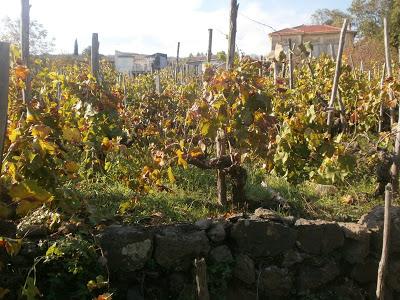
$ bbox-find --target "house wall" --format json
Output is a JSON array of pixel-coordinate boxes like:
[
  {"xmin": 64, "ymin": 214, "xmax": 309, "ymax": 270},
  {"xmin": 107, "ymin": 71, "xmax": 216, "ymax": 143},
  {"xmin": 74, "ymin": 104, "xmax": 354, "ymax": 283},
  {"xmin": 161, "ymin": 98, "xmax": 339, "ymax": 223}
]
[{"xmin": 271, "ymin": 32, "xmax": 355, "ymax": 57}]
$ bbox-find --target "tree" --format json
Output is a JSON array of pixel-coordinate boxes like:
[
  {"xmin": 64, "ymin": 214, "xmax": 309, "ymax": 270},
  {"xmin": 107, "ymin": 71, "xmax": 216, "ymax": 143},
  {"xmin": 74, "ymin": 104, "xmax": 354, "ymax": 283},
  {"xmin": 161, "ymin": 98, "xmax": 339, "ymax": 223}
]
[
  {"xmin": 311, "ymin": 9, "xmax": 352, "ymax": 27},
  {"xmin": 349, "ymin": 0, "xmax": 392, "ymax": 38},
  {"xmin": 82, "ymin": 46, "xmax": 91, "ymax": 57},
  {"xmin": 216, "ymin": 51, "xmax": 226, "ymax": 62},
  {"xmin": 389, "ymin": 0, "xmax": 400, "ymax": 48},
  {"xmin": 0, "ymin": 17, "xmax": 55, "ymax": 55}
]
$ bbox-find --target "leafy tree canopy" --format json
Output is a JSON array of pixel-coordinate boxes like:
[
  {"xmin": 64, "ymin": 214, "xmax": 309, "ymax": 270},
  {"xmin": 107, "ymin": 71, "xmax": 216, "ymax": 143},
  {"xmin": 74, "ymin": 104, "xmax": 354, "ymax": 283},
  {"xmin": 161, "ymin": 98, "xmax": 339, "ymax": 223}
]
[{"xmin": 0, "ymin": 17, "xmax": 55, "ymax": 55}]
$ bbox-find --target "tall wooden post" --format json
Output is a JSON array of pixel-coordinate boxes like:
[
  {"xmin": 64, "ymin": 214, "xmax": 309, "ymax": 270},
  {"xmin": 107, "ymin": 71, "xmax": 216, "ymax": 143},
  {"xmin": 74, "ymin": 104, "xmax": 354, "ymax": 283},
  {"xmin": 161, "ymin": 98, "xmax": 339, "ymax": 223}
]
[
  {"xmin": 21, "ymin": 0, "xmax": 30, "ymax": 104},
  {"xmin": 74, "ymin": 38, "xmax": 79, "ymax": 56},
  {"xmin": 376, "ymin": 183, "xmax": 392, "ymax": 299},
  {"xmin": 226, "ymin": 0, "xmax": 238, "ymax": 70},
  {"xmin": 0, "ymin": 43, "xmax": 10, "ymax": 174},
  {"xmin": 207, "ymin": 29, "xmax": 213, "ymax": 63},
  {"xmin": 91, "ymin": 33, "xmax": 100, "ymax": 80},
  {"xmin": 385, "ymin": 17, "xmax": 400, "ymax": 193},
  {"xmin": 288, "ymin": 39, "xmax": 294, "ymax": 89},
  {"xmin": 379, "ymin": 63, "xmax": 386, "ymax": 133},
  {"xmin": 327, "ymin": 19, "xmax": 348, "ymax": 129},
  {"xmin": 384, "ymin": 18, "xmax": 395, "ymax": 126},
  {"xmin": 175, "ymin": 42, "xmax": 180, "ymax": 83},
  {"xmin": 194, "ymin": 258, "xmax": 210, "ymax": 300}
]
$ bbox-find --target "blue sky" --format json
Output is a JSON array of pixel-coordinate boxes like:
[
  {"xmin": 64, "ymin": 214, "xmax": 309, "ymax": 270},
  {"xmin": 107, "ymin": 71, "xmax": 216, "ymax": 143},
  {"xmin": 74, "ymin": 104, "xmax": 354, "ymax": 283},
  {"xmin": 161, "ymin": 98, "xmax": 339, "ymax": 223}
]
[{"xmin": 1, "ymin": 0, "xmax": 353, "ymax": 56}]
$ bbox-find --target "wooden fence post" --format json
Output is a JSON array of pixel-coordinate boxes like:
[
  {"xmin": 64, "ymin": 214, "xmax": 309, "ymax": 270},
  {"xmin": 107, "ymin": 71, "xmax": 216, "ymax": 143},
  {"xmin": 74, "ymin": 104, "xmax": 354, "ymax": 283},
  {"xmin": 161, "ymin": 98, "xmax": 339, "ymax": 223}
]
[
  {"xmin": 288, "ymin": 39, "xmax": 294, "ymax": 89},
  {"xmin": 0, "ymin": 42, "xmax": 10, "ymax": 174},
  {"xmin": 384, "ymin": 18, "xmax": 395, "ymax": 126},
  {"xmin": 21, "ymin": 0, "xmax": 30, "ymax": 105},
  {"xmin": 91, "ymin": 33, "xmax": 100, "ymax": 80},
  {"xmin": 175, "ymin": 42, "xmax": 180, "ymax": 83},
  {"xmin": 327, "ymin": 19, "xmax": 348, "ymax": 129},
  {"xmin": 154, "ymin": 74, "xmax": 161, "ymax": 94},
  {"xmin": 194, "ymin": 258, "xmax": 210, "ymax": 300},
  {"xmin": 376, "ymin": 183, "xmax": 392, "ymax": 299},
  {"xmin": 226, "ymin": 0, "xmax": 238, "ymax": 70},
  {"xmin": 379, "ymin": 63, "xmax": 386, "ymax": 133},
  {"xmin": 207, "ymin": 29, "xmax": 213, "ymax": 63}
]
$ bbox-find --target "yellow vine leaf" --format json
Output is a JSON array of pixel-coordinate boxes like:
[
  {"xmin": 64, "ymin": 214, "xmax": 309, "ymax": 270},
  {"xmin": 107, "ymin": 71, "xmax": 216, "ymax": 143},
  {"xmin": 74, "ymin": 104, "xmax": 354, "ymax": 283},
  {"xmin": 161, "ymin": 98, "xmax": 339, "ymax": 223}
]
[
  {"xmin": 176, "ymin": 150, "xmax": 188, "ymax": 169},
  {"xmin": 14, "ymin": 65, "xmax": 30, "ymax": 80},
  {"xmin": 31, "ymin": 125, "xmax": 52, "ymax": 139},
  {"xmin": 63, "ymin": 127, "xmax": 81, "ymax": 143},
  {"xmin": 167, "ymin": 166, "xmax": 176, "ymax": 184}
]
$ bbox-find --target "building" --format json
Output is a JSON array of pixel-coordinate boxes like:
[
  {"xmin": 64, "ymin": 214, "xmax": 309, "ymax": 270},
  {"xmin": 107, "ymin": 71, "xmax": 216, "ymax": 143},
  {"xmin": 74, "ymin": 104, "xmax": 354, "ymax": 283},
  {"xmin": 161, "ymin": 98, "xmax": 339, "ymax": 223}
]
[
  {"xmin": 269, "ymin": 24, "xmax": 357, "ymax": 57},
  {"xmin": 185, "ymin": 55, "xmax": 224, "ymax": 73},
  {"xmin": 114, "ymin": 51, "xmax": 167, "ymax": 75}
]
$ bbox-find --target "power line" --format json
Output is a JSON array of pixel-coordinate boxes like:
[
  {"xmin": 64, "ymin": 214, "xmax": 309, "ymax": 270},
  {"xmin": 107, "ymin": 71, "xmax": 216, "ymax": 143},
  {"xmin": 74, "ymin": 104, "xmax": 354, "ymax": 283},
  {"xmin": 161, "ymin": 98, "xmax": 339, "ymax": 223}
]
[{"xmin": 238, "ymin": 13, "xmax": 277, "ymax": 32}]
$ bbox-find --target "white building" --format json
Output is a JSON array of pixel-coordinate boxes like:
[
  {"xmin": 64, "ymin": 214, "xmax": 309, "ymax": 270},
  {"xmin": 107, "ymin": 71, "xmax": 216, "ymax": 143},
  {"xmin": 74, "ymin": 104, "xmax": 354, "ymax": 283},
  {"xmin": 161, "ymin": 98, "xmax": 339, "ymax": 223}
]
[
  {"xmin": 269, "ymin": 24, "xmax": 356, "ymax": 57},
  {"xmin": 115, "ymin": 51, "xmax": 168, "ymax": 75}
]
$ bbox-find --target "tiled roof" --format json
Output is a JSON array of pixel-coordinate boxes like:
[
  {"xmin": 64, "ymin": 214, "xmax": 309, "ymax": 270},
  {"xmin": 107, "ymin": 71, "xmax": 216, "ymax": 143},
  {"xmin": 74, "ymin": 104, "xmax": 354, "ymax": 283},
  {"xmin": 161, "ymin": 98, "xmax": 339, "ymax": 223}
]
[{"xmin": 269, "ymin": 24, "xmax": 356, "ymax": 36}]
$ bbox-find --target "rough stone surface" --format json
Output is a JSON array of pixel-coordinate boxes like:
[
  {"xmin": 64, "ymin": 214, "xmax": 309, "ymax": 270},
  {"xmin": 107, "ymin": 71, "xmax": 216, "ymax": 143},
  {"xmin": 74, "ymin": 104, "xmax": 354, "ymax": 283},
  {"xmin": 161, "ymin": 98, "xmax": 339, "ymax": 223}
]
[
  {"xmin": 126, "ymin": 286, "xmax": 145, "ymax": 300},
  {"xmin": 226, "ymin": 284, "xmax": 257, "ymax": 300},
  {"xmin": 313, "ymin": 183, "xmax": 338, "ymax": 196},
  {"xmin": 154, "ymin": 225, "xmax": 210, "ymax": 270},
  {"xmin": 98, "ymin": 225, "xmax": 153, "ymax": 273},
  {"xmin": 230, "ymin": 219, "xmax": 297, "ymax": 258},
  {"xmin": 282, "ymin": 249, "xmax": 307, "ymax": 267},
  {"xmin": 209, "ymin": 245, "xmax": 233, "ymax": 263},
  {"xmin": 194, "ymin": 219, "xmax": 212, "ymax": 230},
  {"xmin": 207, "ymin": 222, "xmax": 226, "ymax": 243},
  {"xmin": 259, "ymin": 266, "xmax": 292, "ymax": 296},
  {"xmin": 359, "ymin": 206, "xmax": 400, "ymax": 253},
  {"xmin": 388, "ymin": 259, "xmax": 400, "ymax": 291},
  {"xmin": 297, "ymin": 260, "xmax": 340, "ymax": 292},
  {"xmin": 233, "ymin": 254, "xmax": 255, "ymax": 285},
  {"xmin": 351, "ymin": 257, "xmax": 378, "ymax": 284},
  {"xmin": 295, "ymin": 219, "xmax": 344, "ymax": 254}
]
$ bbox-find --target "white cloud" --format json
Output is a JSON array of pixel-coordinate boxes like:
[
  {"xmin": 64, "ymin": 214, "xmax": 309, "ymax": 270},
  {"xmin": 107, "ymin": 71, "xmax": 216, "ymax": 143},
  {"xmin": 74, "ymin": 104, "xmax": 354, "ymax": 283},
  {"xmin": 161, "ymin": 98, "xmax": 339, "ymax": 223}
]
[{"xmin": 0, "ymin": 0, "xmax": 311, "ymax": 56}]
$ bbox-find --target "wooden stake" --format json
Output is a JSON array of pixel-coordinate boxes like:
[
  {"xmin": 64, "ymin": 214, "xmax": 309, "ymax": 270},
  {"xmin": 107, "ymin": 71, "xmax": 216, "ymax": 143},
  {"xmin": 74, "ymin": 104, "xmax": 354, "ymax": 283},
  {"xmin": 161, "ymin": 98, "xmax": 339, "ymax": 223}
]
[
  {"xmin": 288, "ymin": 39, "xmax": 294, "ymax": 89},
  {"xmin": 327, "ymin": 19, "xmax": 348, "ymax": 129},
  {"xmin": 384, "ymin": 18, "xmax": 395, "ymax": 127},
  {"xmin": 0, "ymin": 43, "xmax": 10, "ymax": 174},
  {"xmin": 194, "ymin": 258, "xmax": 210, "ymax": 300},
  {"xmin": 376, "ymin": 183, "xmax": 392, "ymax": 299},
  {"xmin": 175, "ymin": 42, "xmax": 180, "ymax": 83},
  {"xmin": 154, "ymin": 74, "xmax": 161, "ymax": 94},
  {"xmin": 207, "ymin": 29, "xmax": 213, "ymax": 63},
  {"xmin": 21, "ymin": 0, "xmax": 30, "ymax": 104},
  {"xmin": 379, "ymin": 63, "xmax": 386, "ymax": 133},
  {"xmin": 216, "ymin": 129, "xmax": 227, "ymax": 206},
  {"xmin": 226, "ymin": 0, "xmax": 239, "ymax": 70},
  {"xmin": 91, "ymin": 33, "xmax": 100, "ymax": 80}
]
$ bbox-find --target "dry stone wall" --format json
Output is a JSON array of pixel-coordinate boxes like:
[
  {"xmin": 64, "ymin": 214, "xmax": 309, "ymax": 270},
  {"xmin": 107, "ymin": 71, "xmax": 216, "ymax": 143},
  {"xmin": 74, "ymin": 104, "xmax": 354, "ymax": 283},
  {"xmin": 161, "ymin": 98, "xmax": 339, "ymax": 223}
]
[{"xmin": 96, "ymin": 206, "xmax": 400, "ymax": 300}]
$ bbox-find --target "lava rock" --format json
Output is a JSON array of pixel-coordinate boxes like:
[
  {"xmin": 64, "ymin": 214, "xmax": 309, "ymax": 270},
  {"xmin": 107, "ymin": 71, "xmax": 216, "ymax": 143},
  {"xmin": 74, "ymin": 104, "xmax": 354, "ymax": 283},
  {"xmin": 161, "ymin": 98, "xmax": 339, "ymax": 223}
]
[
  {"xmin": 351, "ymin": 257, "xmax": 378, "ymax": 284},
  {"xmin": 98, "ymin": 225, "xmax": 153, "ymax": 273},
  {"xmin": 359, "ymin": 206, "xmax": 400, "ymax": 254},
  {"xmin": 231, "ymin": 219, "xmax": 297, "ymax": 259},
  {"xmin": 295, "ymin": 219, "xmax": 344, "ymax": 254},
  {"xmin": 233, "ymin": 254, "xmax": 255, "ymax": 285},
  {"xmin": 207, "ymin": 222, "xmax": 226, "ymax": 243},
  {"xmin": 259, "ymin": 266, "xmax": 293, "ymax": 296},
  {"xmin": 154, "ymin": 224, "xmax": 210, "ymax": 270},
  {"xmin": 297, "ymin": 260, "xmax": 340, "ymax": 292},
  {"xmin": 209, "ymin": 245, "xmax": 233, "ymax": 263}
]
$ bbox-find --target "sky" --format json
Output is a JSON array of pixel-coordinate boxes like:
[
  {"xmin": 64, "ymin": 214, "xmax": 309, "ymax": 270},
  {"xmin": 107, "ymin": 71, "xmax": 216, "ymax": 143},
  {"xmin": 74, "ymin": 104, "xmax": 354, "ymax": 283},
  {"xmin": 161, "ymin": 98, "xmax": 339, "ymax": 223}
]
[{"xmin": 0, "ymin": 0, "xmax": 352, "ymax": 57}]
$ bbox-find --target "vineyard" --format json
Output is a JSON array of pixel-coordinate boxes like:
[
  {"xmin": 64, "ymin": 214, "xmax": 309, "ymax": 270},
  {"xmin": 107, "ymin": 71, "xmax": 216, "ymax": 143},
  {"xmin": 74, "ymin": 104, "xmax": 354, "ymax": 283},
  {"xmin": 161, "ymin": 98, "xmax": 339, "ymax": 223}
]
[{"xmin": 1, "ymin": 1, "xmax": 400, "ymax": 300}]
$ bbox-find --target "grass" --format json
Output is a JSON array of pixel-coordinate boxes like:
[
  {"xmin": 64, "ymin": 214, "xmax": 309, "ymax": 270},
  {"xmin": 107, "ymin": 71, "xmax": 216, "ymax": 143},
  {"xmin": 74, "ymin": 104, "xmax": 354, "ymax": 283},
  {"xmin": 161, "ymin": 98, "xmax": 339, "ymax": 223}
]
[{"xmin": 55, "ymin": 164, "xmax": 391, "ymax": 225}]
